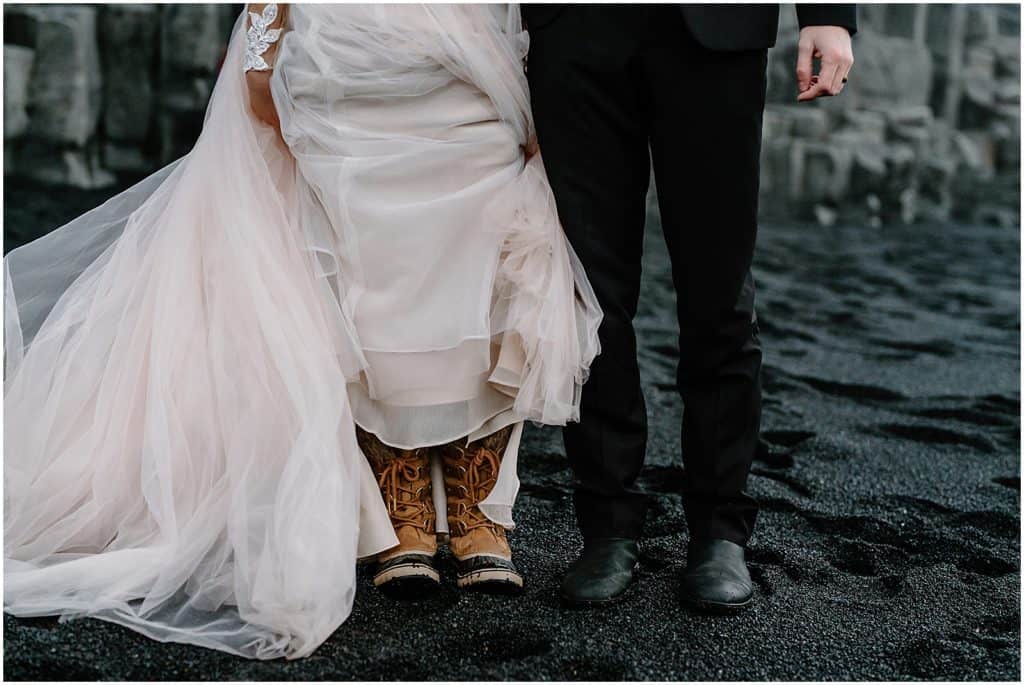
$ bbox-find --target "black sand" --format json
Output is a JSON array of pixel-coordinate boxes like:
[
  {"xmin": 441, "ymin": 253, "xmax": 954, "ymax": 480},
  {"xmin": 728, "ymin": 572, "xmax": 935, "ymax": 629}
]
[{"xmin": 3, "ymin": 178, "xmax": 1020, "ymax": 680}]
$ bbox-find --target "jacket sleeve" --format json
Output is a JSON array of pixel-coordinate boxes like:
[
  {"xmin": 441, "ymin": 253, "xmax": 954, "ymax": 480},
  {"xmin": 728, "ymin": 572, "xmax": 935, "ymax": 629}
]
[{"xmin": 795, "ymin": 5, "xmax": 857, "ymax": 36}]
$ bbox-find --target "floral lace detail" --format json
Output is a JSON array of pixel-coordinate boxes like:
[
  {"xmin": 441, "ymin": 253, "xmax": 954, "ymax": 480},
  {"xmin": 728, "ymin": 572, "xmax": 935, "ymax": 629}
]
[{"xmin": 244, "ymin": 4, "xmax": 282, "ymax": 72}]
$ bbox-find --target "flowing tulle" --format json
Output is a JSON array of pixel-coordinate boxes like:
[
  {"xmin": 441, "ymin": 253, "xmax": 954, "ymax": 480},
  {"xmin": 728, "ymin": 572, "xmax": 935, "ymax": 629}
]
[
  {"xmin": 4, "ymin": 4, "xmax": 600, "ymax": 660},
  {"xmin": 272, "ymin": 4, "xmax": 599, "ymax": 450}
]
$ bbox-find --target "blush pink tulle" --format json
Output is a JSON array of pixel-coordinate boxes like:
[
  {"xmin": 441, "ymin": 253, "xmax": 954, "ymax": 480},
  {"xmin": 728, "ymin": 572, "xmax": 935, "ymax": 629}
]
[{"xmin": 4, "ymin": 5, "xmax": 600, "ymax": 659}]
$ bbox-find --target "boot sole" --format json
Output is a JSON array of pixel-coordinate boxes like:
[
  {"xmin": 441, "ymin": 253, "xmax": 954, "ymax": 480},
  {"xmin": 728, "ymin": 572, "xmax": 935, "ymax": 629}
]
[
  {"xmin": 374, "ymin": 562, "xmax": 440, "ymax": 598},
  {"xmin": 680, "ymin": 594, "xmax": 753, "ymax": 614},
  {"xmin": 457, "ymin": 568, "xmax": 524, "ymax": 594}
]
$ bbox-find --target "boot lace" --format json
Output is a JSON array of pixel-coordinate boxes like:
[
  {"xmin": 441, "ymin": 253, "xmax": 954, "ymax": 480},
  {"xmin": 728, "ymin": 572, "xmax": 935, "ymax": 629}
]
[
  {"xmin": 376, "ymin": 452, "xmax": 434, "ymax": 531},
  {"xmin": 444, "ymin": 445, "xmax": 501, "ymax": 537}
]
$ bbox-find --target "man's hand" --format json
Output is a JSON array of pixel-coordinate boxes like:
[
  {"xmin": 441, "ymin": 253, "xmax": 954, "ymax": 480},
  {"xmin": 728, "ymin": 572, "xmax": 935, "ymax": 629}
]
[{"xmin": 796, "ymin": 26, "xmax": 854, "ymax": 101}]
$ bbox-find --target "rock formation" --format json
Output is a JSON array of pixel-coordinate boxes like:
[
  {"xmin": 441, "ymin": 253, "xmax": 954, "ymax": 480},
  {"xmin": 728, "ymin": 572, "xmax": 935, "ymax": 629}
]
[{"xmin": 2, "ymin": 4, "xmax": 1019, "ymax": 226}]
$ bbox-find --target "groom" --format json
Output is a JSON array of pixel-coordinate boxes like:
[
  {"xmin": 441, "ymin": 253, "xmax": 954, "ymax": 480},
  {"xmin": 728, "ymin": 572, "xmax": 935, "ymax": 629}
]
[{"xmin": 524, "ymin": 4, "xmax": 855, "ymax": 611}]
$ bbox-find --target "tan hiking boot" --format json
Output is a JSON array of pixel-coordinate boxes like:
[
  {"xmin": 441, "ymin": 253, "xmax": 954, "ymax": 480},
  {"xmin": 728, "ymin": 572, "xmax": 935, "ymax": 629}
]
[
  {"xmin": 357, "ymin": 427, "xmax": 440, "ymax": 594},
  {"xmin": 440, "ymin": 425, "xmax": 524, "ymax": 593}
]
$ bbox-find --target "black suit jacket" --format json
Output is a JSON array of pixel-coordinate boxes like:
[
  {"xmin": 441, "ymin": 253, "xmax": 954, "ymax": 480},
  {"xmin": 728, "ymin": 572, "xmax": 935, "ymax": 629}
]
[{"xmin": 522, "ymin": 4, "xmax": 858, "ymax": 51}]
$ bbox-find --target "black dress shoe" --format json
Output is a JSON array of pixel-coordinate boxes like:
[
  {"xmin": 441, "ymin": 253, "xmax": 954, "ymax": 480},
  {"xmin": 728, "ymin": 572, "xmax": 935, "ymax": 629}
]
[
  {"xmin": 560, "ymin": 537, "xmax": 639, "ymax": 607},
  {"xmin": 679, "ymin": 538, "xmax": 753, "ymax": 613}
]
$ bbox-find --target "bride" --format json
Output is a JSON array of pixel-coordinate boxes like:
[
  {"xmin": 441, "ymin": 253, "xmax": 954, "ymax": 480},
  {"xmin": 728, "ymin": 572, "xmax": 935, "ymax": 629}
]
[{"xmin": 3, "ymin": 4, "xmax": 600, "ymax": 660}]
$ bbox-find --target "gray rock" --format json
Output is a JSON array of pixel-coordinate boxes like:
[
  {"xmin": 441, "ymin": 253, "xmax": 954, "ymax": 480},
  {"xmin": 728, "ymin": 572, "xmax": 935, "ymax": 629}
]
[
  {"xmin": 103, "ymin": 140, "xmax": 153, "ymax": 173},
  {"xmin": 963, "ymin": 65, "xmax": 997, "ymax": 108},
  {"xmin": 952, "ymin": 129, "xmax": 997, "ymax": 178},
  {"xmin": 917, "ymin": 153, "xmax": 956, "ymax": 222},
  {"xmin": 973, "ymin": 205, "xmax": 1019, "ymax": 228},
  {"xmin": 759, "ymin": 106, "xmax": 833, "ymax": 219},
  {"xmin": 959, "ymin": 70, "xmax": 1017, "ymax": 129},
  {"xmin": 881, "ymin": 5, "xmax": 920, "ymax": 39},
  {"xmin": 778, "ymin": 3, "xmax": 799, "ymax": 37},
  {"xmin": 996, "ymin": 4, "xmax": 1021, "ymax": 36},
  {"xmin": 832, "ymin": 133, "xmax": 887, "ymax": 197},
  {"xmin": 762, "ymin": 105, "xmax": 829, "ymax": 141},
  {"xmin": 965, "ymin": 45, "xmax": 997, "ymax": 78},
  {"xmin": 965, "ymin": 5, "xmax": 999, "ymax": 44},
  {"xmin": 4, "ymin": 45, "xmax": 35, "ymax": 140},
  {"xmin": 839, "ymin": 110, "xmax": 887, "ymax": 144},
  {"xmin": 161, "ymin": 5, "xmax": 228, "ymax": 74},
  {"xmin": 896, "ymin": 186, "xmax": 919, "ymax": 224},
  {"xmin": 157, "ymin": 109, "xmax": 207, "ymax": 164},
  {"xmin": 157, "ymin": 5, "xmax": 231, "ymax": 160},
  {"xmin": 844, "ymin": 33, "xmax": 933, "ymax": 110},
  {"xmin": 885, "ymin": 105, "xmax": 935, "ymax": 142},
  {"xmin": 812, "ymin": 203, "xmax": 838, "ymax": 227},
  {"xmin": 994, "ymin": 78, "xmax": 1020, "ymax": 106},
  {"xmin": 990, "ymin": 107, "xmax": 1021, "ymax": 173},
  {"xmin": 856, "ymin": 4, "xmax": 889, "ymax": 34},
  {"xmin": 758, "ymin": 135, "xmax": 794, "ymax": 215},
  {"xmin": 877, "ymin": 143, "xmax": 920, "ymax": 223},
  {"xmin": 22, "ymin": 6, "xmax": 103, "ymax": 146},
  {"xmin": 883, "ymin": 143, "xmax": 918, "ymax": 178},
  {"xmin": 993, "ymin": 35, "xmax": 1020, "ymax": 78},
  {"xmin": 12, "ymin": 138, "xmax": 115, "ymax": 189},
  {"xmin": 924, "ymin": 5, "xmax": 956, "ymax": 59},
  {"xmin": 100, "ymin": 5, "xmax": 158, "ymax": 142},
  {"xmin": 789, "ymin": 139, "xmax": 853, "ymax": 205},
  {"xmin": 765, "ymin": 33, "xmax": 798, "ymax": 105},
  {"xmin": 1, "ymin": 1, "xmax": 1017, "ymax": 228}
]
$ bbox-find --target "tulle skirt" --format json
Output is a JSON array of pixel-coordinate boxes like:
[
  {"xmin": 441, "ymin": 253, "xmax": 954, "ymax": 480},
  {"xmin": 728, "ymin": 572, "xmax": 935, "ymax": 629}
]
[{"xmin": 4, "ymin": 4, "xmax": 601, "ymax": 660}]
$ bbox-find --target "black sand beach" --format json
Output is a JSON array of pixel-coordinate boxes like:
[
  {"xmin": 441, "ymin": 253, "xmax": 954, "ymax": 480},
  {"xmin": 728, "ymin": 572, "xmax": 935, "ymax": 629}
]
[{"xmin": 3, "ymin": 178, "xmax": 1020, "ymax": 680}]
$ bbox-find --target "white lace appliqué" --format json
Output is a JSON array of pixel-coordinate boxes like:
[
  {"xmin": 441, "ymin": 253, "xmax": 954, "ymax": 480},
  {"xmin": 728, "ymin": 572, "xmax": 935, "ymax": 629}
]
[{"xmin": 244, "ymin": 4, "xmax": 281, "ymax": 72}]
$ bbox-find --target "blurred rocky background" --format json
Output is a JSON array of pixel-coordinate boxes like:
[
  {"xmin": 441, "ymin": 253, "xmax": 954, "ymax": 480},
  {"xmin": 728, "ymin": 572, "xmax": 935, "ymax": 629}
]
[
  {"xmin": 764, "ymin": 4, "xmax": 1020, "ymax": 227},
  {"xmin": 4, "ymin": 4, "xmax": 238, "ymax": 188},
  {"xmin": 2, "ymin": 4, "xmax": 1021, "ymax": 227}
]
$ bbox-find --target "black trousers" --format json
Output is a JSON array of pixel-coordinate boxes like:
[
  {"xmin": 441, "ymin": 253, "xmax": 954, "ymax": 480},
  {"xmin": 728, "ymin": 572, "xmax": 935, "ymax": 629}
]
[{"xmin": 527, "ymin": 5, "xmax": 766, "ymax": 546}]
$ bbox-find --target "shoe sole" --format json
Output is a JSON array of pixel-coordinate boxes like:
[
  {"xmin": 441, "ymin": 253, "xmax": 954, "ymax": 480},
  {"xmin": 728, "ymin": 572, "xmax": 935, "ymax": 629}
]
[
  {"xmin": 680, "ymin": 594, "xmax": 753, "ymax": 614},
  {"xmin": 456, "ymin": 568, "xmax": 524, "ymax": 594},
  {"xmin": 559, "ymin": 577, "xmax": 636, "ymax": 609},
  {"xmin": 559, "ymin": 561, "xmax": 638, "ymax": 608},
  {"xmin": 374, "ymin": 562, "xmax": 440, "ymax": 598},
  {"xmin": 559, "ymin": 587, "xmax": 632, "ymax": 608},
  {"xmin": 560, "ymin": 594, "xmax": 622, "ymax": 608}
]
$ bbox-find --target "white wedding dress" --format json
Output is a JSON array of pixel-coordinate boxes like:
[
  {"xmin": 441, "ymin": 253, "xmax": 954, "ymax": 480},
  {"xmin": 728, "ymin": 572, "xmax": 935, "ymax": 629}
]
[{"xmin": 3, "ymin": 4, "xmax": 600, "ymax": 660}]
